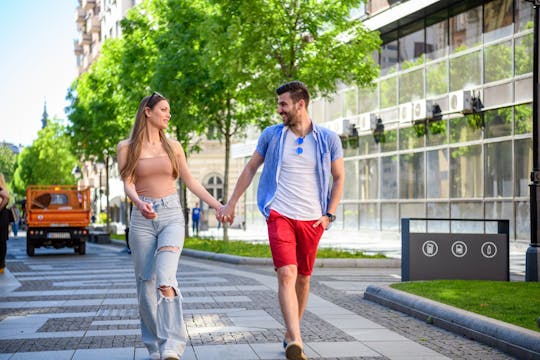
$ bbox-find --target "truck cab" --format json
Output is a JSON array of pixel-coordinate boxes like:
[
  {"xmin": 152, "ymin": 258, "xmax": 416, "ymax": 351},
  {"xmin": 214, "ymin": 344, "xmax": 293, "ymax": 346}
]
[{"xmin": 26, "ymin": 185, "xmax": 91, "ymax": 256}]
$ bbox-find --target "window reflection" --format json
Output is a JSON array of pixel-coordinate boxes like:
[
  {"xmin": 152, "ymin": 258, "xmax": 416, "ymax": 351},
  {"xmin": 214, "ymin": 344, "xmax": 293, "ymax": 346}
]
[
  {"xmin": 450, "ymin": 6, "xmax": 482, "ymax": 53},
  {"xmin": 515, "ymin": 0, "xmax": 534, "ymax": 32},
  {"xmin": 483, "ymin": 0, "xmax": 513, "ymax": 43},
  {"xmin": 515, "ymin": 103, "xmax": 532, "ymax": 135},
  {"xmin": 427, "ymin": 60, "xmax": 448, "ymax": 97},
  {"xmin": 344, "ymin": 160, "xmax": 359, "ymax": 200},
  {"xmin": 449, "ymin": 115, "xmax": 482, "ymax": 143},
  {"xmin": 381, "ymin": 156, "xmax": 398, "ymax": 199},
  {"xmin": 515, "ymin": 33, "xmax": 533, "ymax": 76},
  {"xmin": 400, "ymin": 152, "xmax": 425, "ymax": 199},
  {"xmin": 399, "ymin": 22, "xmax": 425, "ymax": 69},
  {"xmin": 427, "ymin": 149, "xmax": 449, "ymax": 198},
  {"xmin": 484, "ymin": 107, "xmax": 512, "ymax": 138},
  {"xmin": 380, "ymin": 76, "xmax": 397, "ymax": 108},
  {"xmin": 399, "ymin": 124, "xmax": 425, "ymax": 150},
  {"xmin": 450, "ymin": 145, "xmax": 482, "ymax": 198},
  {"xmin": 515, "ymin": 138, "xmax": 532, "ymax": 197},
  {"xmin": 399, "ymin": 68, "xmax": 424, "ymax": 103},
  {"xmin": 450, "ymin": 50, "xmax": 481, "ymax": 91},
  {"xmin": 380, "ymin": 33, "xmax": 398, "ymax": 76},
  {"xmin": 485, "ymin": 41, "xmax": 512, "ymax": 83},
  {"xmin": 359, "ymin": 158, "xmax": 379, "ymax": 200},
  {"xmin": 485, "ymin": 141, "xmax": 512, "ymax": 197},
  {"xmin": 427, "ymin": 119, "xmax": 448, "ymax": 146},
  {"xmin": 426, "ymin": 10, "xmax": 448, "ymax": 61}
]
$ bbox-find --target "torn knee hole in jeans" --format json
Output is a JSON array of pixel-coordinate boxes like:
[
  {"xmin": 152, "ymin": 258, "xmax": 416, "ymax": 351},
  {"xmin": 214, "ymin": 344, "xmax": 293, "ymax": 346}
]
[
  {"xmin": 158, "ymin": 285, "xmax": 179, "ymax": 303},
  {"xmin": 157, "ymin": 246, "xmax": 179, "ymax": 254}
]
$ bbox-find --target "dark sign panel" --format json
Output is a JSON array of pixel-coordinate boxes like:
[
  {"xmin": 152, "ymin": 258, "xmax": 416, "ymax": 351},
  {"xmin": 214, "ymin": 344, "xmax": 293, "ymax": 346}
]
[{"xmin": 402, "ymin": 219, "xmax": 509, "ymax": 281}]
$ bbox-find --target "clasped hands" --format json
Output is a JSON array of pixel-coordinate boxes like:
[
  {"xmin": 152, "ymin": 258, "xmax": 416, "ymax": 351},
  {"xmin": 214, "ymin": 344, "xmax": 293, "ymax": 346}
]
[{"xmin": 215, "ymin": 203, "xmax": 235, "ymax": 225}]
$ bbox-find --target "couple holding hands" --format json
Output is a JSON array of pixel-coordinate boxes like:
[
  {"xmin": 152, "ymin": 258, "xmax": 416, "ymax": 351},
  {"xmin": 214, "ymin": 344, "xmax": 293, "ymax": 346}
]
[{"xmin": 117, "ymin": 80, "xmax": 344, "ymax": 360}]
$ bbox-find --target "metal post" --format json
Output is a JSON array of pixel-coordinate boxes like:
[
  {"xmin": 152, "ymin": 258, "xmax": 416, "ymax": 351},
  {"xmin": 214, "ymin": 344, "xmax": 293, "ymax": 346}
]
[{"xmin": 527, "ymin": 0, "xmax": 540, "ymax": 281}]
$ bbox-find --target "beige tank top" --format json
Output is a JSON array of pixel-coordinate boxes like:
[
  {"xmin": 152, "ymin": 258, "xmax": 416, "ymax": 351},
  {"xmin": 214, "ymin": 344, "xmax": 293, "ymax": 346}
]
[{"xmin": 135, "ymin": 156, "xmax": 177, "ymax": 198}]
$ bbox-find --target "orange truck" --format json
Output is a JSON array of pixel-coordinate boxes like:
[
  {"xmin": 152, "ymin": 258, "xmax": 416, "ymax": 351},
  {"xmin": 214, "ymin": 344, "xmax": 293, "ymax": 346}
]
[{"xmin": 26, "ymin": 185, "xmax": 91, "ymax": 256}]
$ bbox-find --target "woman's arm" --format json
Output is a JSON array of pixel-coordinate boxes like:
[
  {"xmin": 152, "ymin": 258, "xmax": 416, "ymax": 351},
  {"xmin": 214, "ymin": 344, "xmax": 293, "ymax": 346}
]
[
  {"xmin": 117, "ymin": 141, "xmax": 156, "ymax": 219},
  {"xmin": 0, "ymin": 188, "xmax": 10, "ymax": 210},
  {"xmin": 175, "ymin": 141, "xmax": 223, "ymax": 211}
]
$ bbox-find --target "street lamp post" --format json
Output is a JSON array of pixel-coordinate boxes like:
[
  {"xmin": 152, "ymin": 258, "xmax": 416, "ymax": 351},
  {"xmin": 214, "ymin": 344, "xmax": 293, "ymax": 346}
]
[{"xmin": 526, "ymin": 0, "xmax": 540, "ymax": 281}]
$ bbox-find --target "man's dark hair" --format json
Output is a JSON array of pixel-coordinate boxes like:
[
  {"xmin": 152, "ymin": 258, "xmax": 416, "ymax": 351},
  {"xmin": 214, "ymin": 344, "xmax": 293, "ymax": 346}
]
[{"xmin": 276, "ymin": 81, "xmax": 310, "ymax": 108}]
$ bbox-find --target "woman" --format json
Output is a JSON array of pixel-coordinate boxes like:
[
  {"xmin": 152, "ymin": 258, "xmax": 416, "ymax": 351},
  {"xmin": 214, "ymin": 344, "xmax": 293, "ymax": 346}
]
[
  {"xmin": 117, "ymin": 92, "xmax": 225, "ymax": 360},
  {"xmin": 0, "ymin": 173, "xmax": 10, "ymax": 274}
]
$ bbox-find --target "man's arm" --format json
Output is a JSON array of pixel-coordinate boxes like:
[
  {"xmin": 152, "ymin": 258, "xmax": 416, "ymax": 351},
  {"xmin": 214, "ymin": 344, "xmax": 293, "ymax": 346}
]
[
  {"xmin": 221, "ymin": 151, "xmax": 264, "ymax": 221},
  {"xmin": 326, "ymin": 157, "xmax": 345, "ymax": 215}
]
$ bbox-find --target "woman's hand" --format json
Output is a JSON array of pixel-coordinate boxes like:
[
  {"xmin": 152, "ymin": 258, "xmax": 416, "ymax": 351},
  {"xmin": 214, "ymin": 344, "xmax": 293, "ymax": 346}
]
[{"xmin": 137, "ymin": 200, "xmax": 157, "ymax": 219}]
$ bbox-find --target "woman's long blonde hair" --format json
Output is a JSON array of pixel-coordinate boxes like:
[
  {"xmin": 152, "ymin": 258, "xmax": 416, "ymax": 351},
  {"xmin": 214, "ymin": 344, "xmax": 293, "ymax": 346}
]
[
  {"xmin": 0, "ymin": 173, "xmax": 6, "ymax": 190},
  {"xmin": 119, "ymin": 93, "xmax": 180, "ymax": 182}
]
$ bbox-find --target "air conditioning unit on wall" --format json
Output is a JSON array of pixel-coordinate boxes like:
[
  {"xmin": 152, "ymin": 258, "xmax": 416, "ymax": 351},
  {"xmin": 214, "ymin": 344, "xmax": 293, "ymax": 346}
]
[
  {"xmin": 449, "ymin": 90, "xmax": 473, "ymax": 114},
  {"xmin": 357, "ymin": 112, "xmax": 372, "ymax": 131},
  {"xmin": 399, "ymin": 102, "xmax": 413, "ymax": 123},
  {"xmin": 321, "ymin": 118, "xmax": 350, "ymax": 136},
  {"xmin": 412, "ymin": 100, "xmax": 431, "ymax": 121}
]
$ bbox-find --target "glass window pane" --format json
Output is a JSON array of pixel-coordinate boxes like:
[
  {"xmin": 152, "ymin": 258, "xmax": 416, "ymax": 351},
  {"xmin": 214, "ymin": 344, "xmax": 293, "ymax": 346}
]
[
  {"xmin": 380, "ymin": 76, "xmax": 397, "ymax": 108},
  {"xmin": 381, "ymin": 155, "xmax": 398, "ymax": 199},
  {"xmin": 485, "ymin": 201, "xmax": 513, "ymax": 235},
  {"xmin": 515, "ymin": 0, "xmax": 534, "ymax": 33},
  {"xmin": 483, "ymin": 0, "xmax": 513, "ymax": 43},
  {"xmin": 358, "ymin": 86, "xmax": 378, "ymax": 113},
  {"xmin": 381, "ymin": 203, "xmax": 398, "ymax": 231},
  {"xmin": 380, "ymin": 35, "xmax": 398, "ymax": 76},
  {"xmin": 484, "ymin": 41, "xmax": 512, "ymax": 83},
  {"xmin": 427, "ymin": 202, "xmax": 449, "ymax": 219},
  {"xmin": 516, "ymin": 201, "xmax": 530, "ymax": 240},
  {"xmin": 401, "ymin": 202, "xmax": 426, "ymax": 219},
  {"xmin": 515, "ymin": 33, "xmax": 533, "ymax": 76},
  {"xmin": 343, "ymin": 203, "xmax": 358, "ymax": 230},
  {"xmin": 344, "ymin": 160, "xmax": 359, "ymax": 200},
  {"xmin": 426, "ymin": 10, "xmax": 448, "ymax": 61},
  {"xmin": 427, "ymin": 149, "xmax": 449, "ymax": 198},
  {"xmin": 359, "ymin": 203, "xmax": 379, "ymax": 230},
  {"xmin": 399, "ymin": 124, "xmax": 425, "ymax": 150},
  {"xmin": 450, "ymin": 6, "xmax": 482, "ymax": 53},
  {"xmin": 450, "ymin": 202, "xmax": 484, "ymax": 232},
  {"xmin": 310, "ymin": 98, "xmax": 325, "ymax": 123},
  {"xmin": 515, "ymin": 103, "xmax": 532, "ymax": 135},
  {"xmin": 359, "ymin": 158, "xmax": 379, "ymax": 200},
  {"xmin": 326, "ymin": 92, "xmax": 343, "ymax": 120},
  {"xmin": 427, "ymin": 60, "xmax": 448, "ymax": 97},
  {"xmin": 399, "ymin": 68, "xmax": 424, "ymax": 103},
  {"xmin": 485, "ymin": 141, "xmax": 512, "ymax": 197},
  {"xmin": 344, "ymin": 88, "xmax": 357, "ymax": 117},
  {"xmin": 400, "ymin": 152, "xmax": 425, "ymax": 199},
  {"xmin": 449, "ymin": 115, "xmax": 483, "ymax": 143},
  {"xmin": 399, "ymin": 22, "xmax": 425, "ymax": 69},
  {"xmin": 450, "ymin": 50, "xmax": 481, "ymax": 91},
  {"xmin": 381, "ymin": 128, "xmax": 398, "ymax": 152},
  {"xmin": 484, "ymin": 107, "xmax": 512, "ymax": 138},
  {"xmin": 358, "ymin": 134, "xmax": 379, "ymax": 155},
  {"xmin": 427, "ymin": 119, "xmax": 448, "ymax": 146},
  {"xmin": 515, "ymin": 138, "xmax": 532, "ymax": 197},
  {"xmin": 450, "ymin": 145, "xmax": 482, "ymax": 198}
]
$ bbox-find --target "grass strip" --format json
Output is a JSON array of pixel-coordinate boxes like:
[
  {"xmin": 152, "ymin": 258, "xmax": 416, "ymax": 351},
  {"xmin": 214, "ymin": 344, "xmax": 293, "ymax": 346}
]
[
  {"xmin": 391, "ymin": 280, "xmax": 540, "ymax": 332},
  {"xmin": 184, "ymin": 237, "xmax": 386, "ymax": 259}
]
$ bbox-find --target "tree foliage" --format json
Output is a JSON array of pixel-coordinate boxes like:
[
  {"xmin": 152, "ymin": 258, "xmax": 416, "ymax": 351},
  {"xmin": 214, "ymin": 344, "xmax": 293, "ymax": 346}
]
[
  {"xmin": 0, "ymin": 145, "xmax": 17, "ymax": 186},
  {"xmin": 12, "ymin": 120, "xmax": 78, "ymax": 195}
]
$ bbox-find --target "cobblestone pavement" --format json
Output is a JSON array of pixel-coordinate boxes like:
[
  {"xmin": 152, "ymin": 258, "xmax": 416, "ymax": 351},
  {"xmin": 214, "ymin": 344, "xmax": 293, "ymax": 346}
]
[{"xmin": 0, "ymin": 236, "xmax": 516, "ymax": 359}]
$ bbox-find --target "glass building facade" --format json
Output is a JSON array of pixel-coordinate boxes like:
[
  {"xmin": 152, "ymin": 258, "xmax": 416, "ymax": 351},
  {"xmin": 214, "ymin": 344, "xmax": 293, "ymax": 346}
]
[{"xmin": 242, "ymin": 0, "xmax": 534, "ymax": 241}]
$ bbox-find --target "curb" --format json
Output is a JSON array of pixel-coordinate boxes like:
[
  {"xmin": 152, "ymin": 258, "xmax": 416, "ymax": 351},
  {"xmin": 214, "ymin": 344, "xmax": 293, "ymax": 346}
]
[
  {"xmin": 108, "ymin": 239, "xmax": 401, "ymax": 268},
  {"xmin": 182, "ymin": 248, "xmax": 400, "ymax": 268},
  {"xmin": 364, "ymin": 284, "xmax": 540, "ymax": 360}
]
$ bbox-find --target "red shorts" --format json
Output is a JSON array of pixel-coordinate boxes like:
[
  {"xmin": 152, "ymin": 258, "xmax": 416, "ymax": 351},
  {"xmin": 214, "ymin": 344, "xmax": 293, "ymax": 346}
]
[{"xmin": 266, "ymin": 209, "xmax": 324, "ymax": 276}]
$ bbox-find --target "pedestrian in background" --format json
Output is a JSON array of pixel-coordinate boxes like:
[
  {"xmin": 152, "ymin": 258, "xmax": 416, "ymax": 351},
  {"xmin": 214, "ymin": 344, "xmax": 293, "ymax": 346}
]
[
  {"xmin": 191, "ymin": 201, "xmax": 201, "ymax": 236},
  {"xmin": 10, "ymin": 204, "xmax": 20, "ymax": 238},
  {"xmin": 0, "ymin": 173, "xmax": 11, "ymax": 274},
  {"xmin": 117, "ymin": 91, "xmax": 225, "ymax": 360},
  {"xmin": 221, "ymin": 81, "xmax": 344, "ymax": 360}
]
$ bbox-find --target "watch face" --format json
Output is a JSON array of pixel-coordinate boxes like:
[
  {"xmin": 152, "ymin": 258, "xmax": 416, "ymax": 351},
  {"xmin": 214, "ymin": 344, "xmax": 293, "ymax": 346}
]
[{"xmin": 326, "ymin": 213, "xmax": 336, "ymax": 222}]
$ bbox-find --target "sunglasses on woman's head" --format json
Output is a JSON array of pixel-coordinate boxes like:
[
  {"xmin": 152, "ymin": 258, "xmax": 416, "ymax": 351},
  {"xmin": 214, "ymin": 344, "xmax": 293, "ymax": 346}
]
[{"xmin": 146, "ymin": 91, "xmax": 164, "ymax": 107}]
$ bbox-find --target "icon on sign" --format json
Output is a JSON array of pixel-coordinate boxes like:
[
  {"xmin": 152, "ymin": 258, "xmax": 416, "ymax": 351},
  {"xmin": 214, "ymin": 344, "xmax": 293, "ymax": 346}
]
[
  {"xmin": 481, "ymin": 242, "xmax": 497, "ymax": 258},
  {"xmin": 422, "ymin": 241, "xmax": 438, "ymax": 257},
  {"xmin": 451, "ymin": 241, "xmax": 468, "ymax": 257}
]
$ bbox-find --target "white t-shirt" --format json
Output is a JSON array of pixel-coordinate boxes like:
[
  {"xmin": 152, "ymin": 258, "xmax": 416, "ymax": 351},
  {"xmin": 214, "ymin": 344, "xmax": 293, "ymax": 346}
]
[{"xmin": 270, "ymin": 130, "xmax": 322, "ymax": 220}]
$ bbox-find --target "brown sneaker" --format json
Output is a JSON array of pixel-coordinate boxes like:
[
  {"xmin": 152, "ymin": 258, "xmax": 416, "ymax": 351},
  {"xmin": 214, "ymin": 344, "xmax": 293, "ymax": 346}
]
[{"xmin": 285, "ymin": 341, "xmax": 307, "ymax": 360}]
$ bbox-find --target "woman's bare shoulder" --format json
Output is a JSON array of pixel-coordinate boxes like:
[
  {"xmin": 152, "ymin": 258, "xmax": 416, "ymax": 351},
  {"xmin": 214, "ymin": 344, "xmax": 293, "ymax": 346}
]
[{"xmin": 117, "ymin": 139, "xmax": 130, "ymax": 151}]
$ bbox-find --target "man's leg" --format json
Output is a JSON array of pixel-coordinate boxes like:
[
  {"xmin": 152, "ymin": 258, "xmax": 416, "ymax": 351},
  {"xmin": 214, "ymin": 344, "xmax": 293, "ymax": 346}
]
[{"xmin": 277, "ymin": 264, "xmax": 302, "ymax": 345}]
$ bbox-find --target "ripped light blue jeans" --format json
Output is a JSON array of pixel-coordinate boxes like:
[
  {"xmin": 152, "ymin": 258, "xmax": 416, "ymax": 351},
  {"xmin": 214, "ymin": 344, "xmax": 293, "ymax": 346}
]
[{"xmin": 130, "ymin": 193, "xmax": 187, "ymax": 357}]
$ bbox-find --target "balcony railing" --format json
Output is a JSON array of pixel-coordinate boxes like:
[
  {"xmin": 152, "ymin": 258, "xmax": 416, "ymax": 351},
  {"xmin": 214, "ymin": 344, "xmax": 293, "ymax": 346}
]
[
  {"xmin": 82, "ymin": 0, "xmax": 96, "ymax": 11},
  {"xmin": 75, "ymin": 7, "xmax": 85, "ymax": 23}
]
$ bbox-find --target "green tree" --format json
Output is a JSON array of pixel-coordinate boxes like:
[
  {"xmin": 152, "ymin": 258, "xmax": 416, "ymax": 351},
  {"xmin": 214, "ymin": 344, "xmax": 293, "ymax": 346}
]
[
  {"xmin": 0, "ymin": 145, "xmax": 17, "ymax": 185},
  {"xmin": 12, "ymin": 120, "xmax": 78, "ymax": 195}
]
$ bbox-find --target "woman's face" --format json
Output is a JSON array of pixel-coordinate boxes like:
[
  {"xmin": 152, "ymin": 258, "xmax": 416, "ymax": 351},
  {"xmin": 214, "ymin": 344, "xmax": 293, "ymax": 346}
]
[{"xmin": 145, "ymin": 99, "xmax": 171, "ymax": 130}]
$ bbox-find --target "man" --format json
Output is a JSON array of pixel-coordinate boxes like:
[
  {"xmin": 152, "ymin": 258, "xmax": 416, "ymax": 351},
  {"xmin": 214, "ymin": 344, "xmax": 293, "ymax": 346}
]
[
  {"xmin": 191, "ymin": 202, "xmax": 201, "ymax": 236},
  {"xmin": 221, "ymin": 81, "xmax": 344, "ymax": 360}
]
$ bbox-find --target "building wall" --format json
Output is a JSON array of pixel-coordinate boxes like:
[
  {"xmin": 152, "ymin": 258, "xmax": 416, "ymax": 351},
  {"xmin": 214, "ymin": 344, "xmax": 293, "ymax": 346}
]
[{"xmin": 242, "ymin": 0, "xmax": 535, "ymax": 241}]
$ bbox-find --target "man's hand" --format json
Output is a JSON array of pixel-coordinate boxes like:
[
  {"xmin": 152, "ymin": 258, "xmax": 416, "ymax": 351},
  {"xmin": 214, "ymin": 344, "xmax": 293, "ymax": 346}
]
[
  {"xmin": 219, "ymin": 203, "xmax": 236, "ymax": 225},
  {"xmin": 313, "ymin": 215, "xmax": 331, "ymax": 229}
]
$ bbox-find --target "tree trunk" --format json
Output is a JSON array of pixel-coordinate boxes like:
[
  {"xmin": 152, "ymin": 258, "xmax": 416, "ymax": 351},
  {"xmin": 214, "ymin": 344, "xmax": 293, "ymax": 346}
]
[{"xmin": 223, "ymin": 98, "xmax": 232, "ymax": 242}]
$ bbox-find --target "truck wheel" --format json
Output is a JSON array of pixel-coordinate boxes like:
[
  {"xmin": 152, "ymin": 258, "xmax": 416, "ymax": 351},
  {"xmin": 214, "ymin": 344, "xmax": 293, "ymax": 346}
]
[
  {"xmin": 26, "ymin": 241, "xmax": 35, "ymax": 257},
  {"xmin": 78, "ymin": 242, "xmax": 86, "ymax": 255}
]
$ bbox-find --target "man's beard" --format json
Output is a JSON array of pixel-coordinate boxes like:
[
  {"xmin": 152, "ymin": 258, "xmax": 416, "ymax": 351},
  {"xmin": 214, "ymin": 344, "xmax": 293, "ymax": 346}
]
[{"xmin": 282, "ymin": 110, "xmax": 298, "ymax": 126}]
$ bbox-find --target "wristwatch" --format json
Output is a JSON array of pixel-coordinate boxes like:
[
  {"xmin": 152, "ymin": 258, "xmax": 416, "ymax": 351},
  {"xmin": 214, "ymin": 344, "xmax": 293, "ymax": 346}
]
[{"xmin": 325, "ymin": 212, "xmax": 336, "ymax": 222}]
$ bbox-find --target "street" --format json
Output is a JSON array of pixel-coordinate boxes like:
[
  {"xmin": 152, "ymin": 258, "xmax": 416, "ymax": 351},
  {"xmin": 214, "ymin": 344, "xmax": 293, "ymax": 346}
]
[{"xmin": 0, "ymin": 235, "xmax": 515, "ymax": 359}]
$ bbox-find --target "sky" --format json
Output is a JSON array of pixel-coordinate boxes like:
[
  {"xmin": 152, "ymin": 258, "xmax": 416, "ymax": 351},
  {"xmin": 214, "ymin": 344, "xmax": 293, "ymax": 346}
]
[{"xmin": 0, "ymin": 0, "xmax": 79, "ymax": 147}]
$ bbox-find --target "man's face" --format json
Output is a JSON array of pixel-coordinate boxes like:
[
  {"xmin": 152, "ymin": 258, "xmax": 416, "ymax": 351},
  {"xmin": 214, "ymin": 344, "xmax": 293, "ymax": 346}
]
[{"xmin": 277, "ymin": 92, "xmax": 301, "ymax": 126}]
